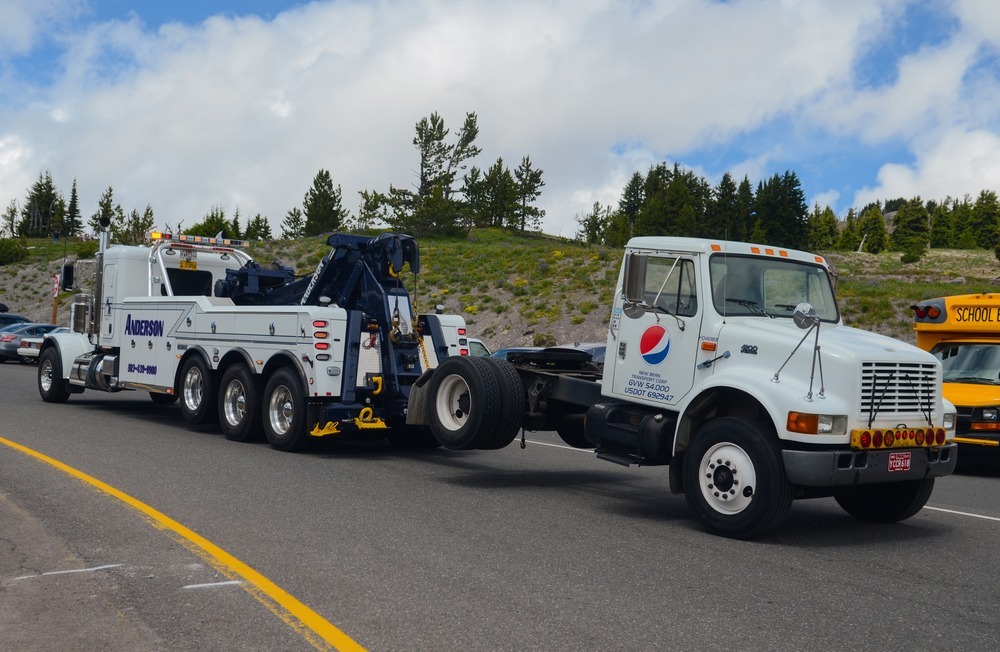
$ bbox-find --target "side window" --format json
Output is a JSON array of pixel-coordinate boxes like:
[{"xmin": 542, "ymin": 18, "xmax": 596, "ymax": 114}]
[{"xmin": 643, "ymin": 257, "xmax": 698, "ymax": 317}]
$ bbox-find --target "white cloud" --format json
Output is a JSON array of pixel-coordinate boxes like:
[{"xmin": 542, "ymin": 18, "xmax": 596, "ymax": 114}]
[
  {"xmin": 854, "ymin": 128, "xmax": 1000, "ymax": 206},
  {"xmin": 1, "ymin": 0, "xmax": 999, "ymax": 237}
]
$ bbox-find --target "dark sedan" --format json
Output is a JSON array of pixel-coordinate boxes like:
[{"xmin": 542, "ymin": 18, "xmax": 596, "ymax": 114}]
[{"xmin": 0, "ymin": 323, "xmax": 58, "ymax": 363}]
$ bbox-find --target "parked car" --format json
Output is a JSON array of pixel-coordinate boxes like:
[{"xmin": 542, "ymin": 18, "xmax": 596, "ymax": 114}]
[
  {"xmin": 467, "ymin": 337, "xmax": 491, "ymax": 356},
  {"xmin": 16, "ymin": 326, "xmax": 70, "ymax": 364},
  {"xmin": 0, "ymin": 313, "xmax": 30, "ymax": 328},
  {"xmin": 0, "ymin": 323, "xmax": 58, "ymax": 363}
]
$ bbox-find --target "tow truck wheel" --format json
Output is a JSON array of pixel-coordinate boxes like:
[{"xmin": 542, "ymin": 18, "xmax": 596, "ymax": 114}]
[
  {"xmin": 477, "ymin": 358, "xmax": 524, "ymax": 450},
  {"xmin": 682, "ymin": 417, "xmax": 792, "ymax": 540},
  {"xmin": 426, "ymin": 356, "xmax": 501, "ymax": 450},
  {"xmin": 219, "ymin": 364, "xmax": 263, "ymax": 443},
  {"xmin": 179, "ymin": 356, "xmax": 217, "ymax": 425},
  {"xmin": 38, "ymin": 347, "xmax": 70, "ymax": 403},
  {"xmin": 262, "ymin": 367, "xmax": 307, "ymax": 452},
  {"xmin": 834, "ymin": 478, "xmax": 935, "ymax": 523}
]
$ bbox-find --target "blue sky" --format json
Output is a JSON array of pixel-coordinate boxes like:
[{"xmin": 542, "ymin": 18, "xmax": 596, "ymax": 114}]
[{"xmin": 2, "ymin": 0, "xmax": 1000, "ymax": 238}]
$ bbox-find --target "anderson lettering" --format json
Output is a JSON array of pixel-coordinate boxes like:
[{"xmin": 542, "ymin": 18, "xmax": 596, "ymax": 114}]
[{"xmin": 124, "ymin": 314, "xmax": 165, "ymax": 337}]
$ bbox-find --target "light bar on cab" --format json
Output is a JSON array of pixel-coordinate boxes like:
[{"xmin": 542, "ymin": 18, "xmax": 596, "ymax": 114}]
[{"xmin": 151, "ymin": 232, "xmax": 247, "ymax": 250}]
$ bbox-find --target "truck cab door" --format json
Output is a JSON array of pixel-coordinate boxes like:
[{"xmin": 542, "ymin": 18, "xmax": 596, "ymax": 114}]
[{"xmin": 606, "ymin": 253, "xmax": 703, "ymax": 406}]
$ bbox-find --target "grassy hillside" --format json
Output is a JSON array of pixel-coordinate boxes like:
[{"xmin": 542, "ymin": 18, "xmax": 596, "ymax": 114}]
[{"xmin": 2, "ymin": 229, "xmax": 998, "ymax": 348}]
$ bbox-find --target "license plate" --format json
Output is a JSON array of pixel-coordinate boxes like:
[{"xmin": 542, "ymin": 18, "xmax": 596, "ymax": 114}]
[{"xmin": 888, "ymin": 451, "xmax": 911, "ymax": 472}]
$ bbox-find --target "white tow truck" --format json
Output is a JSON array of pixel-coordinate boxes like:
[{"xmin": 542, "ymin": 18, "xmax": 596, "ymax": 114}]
[
  {"xmin": 39, "ymin": 229, "xmax": 958, "ymax": 538},
  {"xmin": 38, "ymin": 229, "xmax": 468, "ymax": 451}
]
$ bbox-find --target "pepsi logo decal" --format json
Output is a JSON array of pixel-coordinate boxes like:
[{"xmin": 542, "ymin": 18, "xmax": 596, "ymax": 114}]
[{"xmin": 639, "ymin": 324, "xmax": 670, "ymax": 365}]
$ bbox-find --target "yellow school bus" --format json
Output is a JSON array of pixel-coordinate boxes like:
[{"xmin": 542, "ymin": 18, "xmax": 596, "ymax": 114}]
[{"xmin": 913, "ymin": 294, "xmax": 1000, "ymax": 466}]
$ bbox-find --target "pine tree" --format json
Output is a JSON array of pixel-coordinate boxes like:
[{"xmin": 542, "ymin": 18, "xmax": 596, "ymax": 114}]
[
  {"xmin": 19, "ymin": 171, "xmax": 62, "ymax": 237},
  {"xmin": 969, "ymin": 190, "xmax": 1000, "ymax": 250},
  {"xmin": 2, "ymin": 200, "xmax": 17, "ymax": 238},
  {"xmin": 281, "ymin": 207, "xmax": 305, "ymax": 239},
  {"xmin": 89, "ymin": 187, "xmax": 117, "ymax": 234},
  {"xmin": 807, "ymin": 204, "xmax": 840, "ymax": 250},
  {"xmin": 64, "ymin": 179, "xmax": 83, "ymax": 236},
  {"xmin": 705, "ymin": 172, "xmax": 739, "ymax": 239},
  {"xmin": 513, "ymin": 156, "xmax": 545, "ymax": 232},
  {"xmin": 929, "ymin": 202, "xmax": 955, "ymax": 248},
  {"xmin": 857, "ymin": 205, "xmax": 888, "ymax": 254},
  {"xmin": 618, "ymin": 171, "xmax": 644, "ymax": 237},
  {"xmin": 891, "ymin": 197, "xmax": 930, "ymax": 256},
  {"xmin": 303, "ymin": 169, "xmax": 348, "ymax": 236},
  {"xmin": 186, "ymin": 206, "xmax": 232, "ymax": 238},
  {"xmin": 244, "ymin": 214, "xmax": 273, "ymax": 240}
]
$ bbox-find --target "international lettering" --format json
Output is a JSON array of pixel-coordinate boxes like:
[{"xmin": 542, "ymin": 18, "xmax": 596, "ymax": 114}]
[{"xmin": 124, "ymin": 314, "xmax": 165, "ymax": 337}]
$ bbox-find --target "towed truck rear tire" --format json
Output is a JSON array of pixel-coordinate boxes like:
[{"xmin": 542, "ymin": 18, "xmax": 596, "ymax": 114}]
[
  {"xmin": 477, "ymin": 357, "xmax": 524, "ymax": 450},
  {"xmin": 427, "ymin": 356, "xmax": 502, "ymax": 450}
]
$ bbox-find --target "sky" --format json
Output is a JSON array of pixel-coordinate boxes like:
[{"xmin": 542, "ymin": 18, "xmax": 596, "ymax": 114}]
[{"xmin": 2, "ymin": 0, "xmax": 1000, "ymax": 239}]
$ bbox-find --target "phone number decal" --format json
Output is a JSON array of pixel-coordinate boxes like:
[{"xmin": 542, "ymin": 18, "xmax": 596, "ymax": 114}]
[{"xmin": 127, "ymin": 363, "xmax": 158, "ymax": 375}]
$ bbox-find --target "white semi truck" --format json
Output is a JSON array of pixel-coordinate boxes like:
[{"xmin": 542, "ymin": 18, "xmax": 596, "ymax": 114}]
[{"xmin": 39, "ymin": 230, "xmax": 957, "ymax": 538}]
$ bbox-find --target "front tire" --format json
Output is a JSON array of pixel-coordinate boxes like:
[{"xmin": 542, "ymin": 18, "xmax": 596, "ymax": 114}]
[
  {"xmin": 682, "ymin": 418, "xmax": 792, "ymax": 539},
  {"xmin": 262, "ymin": 368, "xmax": 307, "ymax": 452},
  {"xmin": 38, "ymin": 348, "xmax": 70, "ymax": 403},
  {"xmin": 179, "ymin": 356, "xmax": 217, "ymax": 425},
  {"xmin": 219, "ymin": 364, "xmax": 263, "ymax": 443},
  {"xmin": 834, "ymin": 479, "xmax": 935, "ymax": 523}
]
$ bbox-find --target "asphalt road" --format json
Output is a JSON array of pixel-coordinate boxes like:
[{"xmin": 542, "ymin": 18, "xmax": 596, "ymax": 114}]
[{"xmin": 1, "ymin": 360, "xmax": 998, "ymax": 652}]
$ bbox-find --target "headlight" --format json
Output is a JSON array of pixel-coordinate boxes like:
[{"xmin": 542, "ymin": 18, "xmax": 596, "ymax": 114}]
[
  {"xmin": 981, "ymin": 408, "xmax": 998, "ymax": 420},
  {"xmin": 943, "ymin": 412, "xmax": 956, "ymax": 430}
]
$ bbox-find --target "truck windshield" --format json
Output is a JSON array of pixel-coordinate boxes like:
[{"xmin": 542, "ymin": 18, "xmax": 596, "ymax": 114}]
[
  {"xmin": 710, "ymin": 254, "xmax": 839, "ymax": 322},
  {"xmin": 932, "ymin": 343, "xmax": 1000, "ymax": 384}
]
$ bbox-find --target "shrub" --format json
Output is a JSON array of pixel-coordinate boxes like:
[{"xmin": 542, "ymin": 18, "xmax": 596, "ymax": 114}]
[{"xmin": 0, "ymin": 238, "xmax": 28, "ymax": 265}]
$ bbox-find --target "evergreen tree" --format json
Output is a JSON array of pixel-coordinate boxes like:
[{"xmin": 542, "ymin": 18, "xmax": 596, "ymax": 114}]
[
  {"xmin": 807, "ymin": 204, "xmax": 840, "ymax": 250},
  {"xmin": 64, "ymin": 179, "xmax": 83, "ymax": 236},
  {"xmin": 857, "ymin": 204, "xmax": 888, "ymax": 254},
  {"xmin": 891, "ymin": 197, "xmax": 930, "ymax": 254},
  {"xmin": 705, "ymin": 172, "xmax": 739, "ymax": 239},
  {"xmin": 734, "ymin": 176, "xmax": 754, "ymax": 242},
  {"xmin": 356, "ymin": 190, "xmax": 388, "ymax": 231},
  {"xmin": 618, "ymin": 171, "xmax": 644, "ymax": 237},
  {"xmin": 480, "ymin": 157, "xmax": 519, "ymax": 229},
  {"xmin": 835, "ymin": 208, "xmax": 861, "ymax": 250},
  {"xmin": 951, "ymin": 196, "xmax": 977, "ymax": 248},
  {"xmin": 230, "ymin": 207, "xmax": 242, "ymax": 239},
  {"xmin": 753, "ymin": 171, "xmax": 807, "ymax": 248},
  {"xmin": 3, "ymin": 200, "xmax": 17, "ymax": 238},
  {"xmin": 281, "ymin": 207, "xmax": 305, "ymax": 239},
  {"xmin": 303, "ymin": 169, "xmax": 348, "ymax": 236},
  {"xmin": 513, "ymin": 156, "xmax": 545, "ymax": 232},
  {"xmin": 576, "ymin": 202, "xmax": 609, "ymax": 244},
  {"xmin": 89, "ymin": 187, "xmax": 117, "ymax": 234},
  {"xmin": 244, "ymin": 214, "xmax": 272, "ymax": 240},
  {"xmin": 19, "ymin": 171, "xmax": 62, "ymax": 237},
  {"xmin": 462, "ymin": 167, "xmax": 488, "ymax": 227},
  {"xmin": 929, "ymin": 202, "xmax": 956, "ymax": 248},
  {"xmin": 969, "ymin": 190, "xmax": 1000, "ymax": 250},
  {"xmin": 186, "ymin": 206, "xmax": 232, "ymax": 238}
]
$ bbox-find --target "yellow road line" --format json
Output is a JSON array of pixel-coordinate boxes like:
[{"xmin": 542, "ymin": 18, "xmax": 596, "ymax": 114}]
[{"xmin": 0, "ymin": 437, "xmax": 365, "ymax": 652}]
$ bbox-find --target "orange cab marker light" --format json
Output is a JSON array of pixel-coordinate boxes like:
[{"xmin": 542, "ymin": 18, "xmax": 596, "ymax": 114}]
[
  {"xmin": 750, "ymin": 246, "xmax": 761, "ymax": 254},
  {"xmin": 711, "ymin": 244, "xmax": 722, "ymax": 251},
  {"xmin": 700, "ymin": 341, "xmax": 717, "ymax": 352},
  {"xmin": 765, "ymin": 248, "xmax": 774, "ymax": 255},
  {"xmin": 814, "ymin": 256, "xmax": 824, "ymax": 264},
  {"xmin": 779, "ymin": 250, "xmax": 788, "ymax": 257}
]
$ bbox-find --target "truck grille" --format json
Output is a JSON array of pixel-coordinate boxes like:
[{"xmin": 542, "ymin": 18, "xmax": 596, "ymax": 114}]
[{"xmin": 860, "ymin": 361, "xmax": 938, "ymax": 418}]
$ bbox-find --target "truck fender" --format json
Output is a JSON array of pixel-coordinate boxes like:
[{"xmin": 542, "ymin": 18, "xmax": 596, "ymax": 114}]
[
  {"xmin": 405, "ymin": 369, "xmax": 436, "ymax": 426},
  {"xmin": 40, "ymin": 332, "xmax": 93, "ymax": 380},
  {"xmin": 674, "ymin": 384, "xmax": 775, "ymax": 456}
]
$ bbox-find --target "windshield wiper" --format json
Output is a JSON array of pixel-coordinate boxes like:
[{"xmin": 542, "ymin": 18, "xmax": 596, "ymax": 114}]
[{"xmin": 726, "ymin": 298, "xmax": 771, "ymax": 317}]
